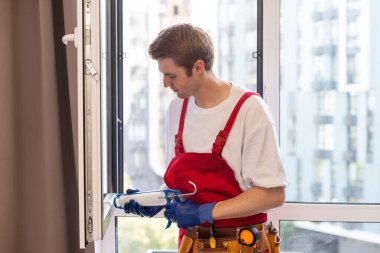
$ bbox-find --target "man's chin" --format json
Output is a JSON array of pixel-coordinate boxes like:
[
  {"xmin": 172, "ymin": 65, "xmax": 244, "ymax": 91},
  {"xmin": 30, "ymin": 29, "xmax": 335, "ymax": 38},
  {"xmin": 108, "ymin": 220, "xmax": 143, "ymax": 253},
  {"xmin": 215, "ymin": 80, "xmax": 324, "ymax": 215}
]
[{"xmin": 176, "ymin": 93, "xmax": 187, "ymax": 99}]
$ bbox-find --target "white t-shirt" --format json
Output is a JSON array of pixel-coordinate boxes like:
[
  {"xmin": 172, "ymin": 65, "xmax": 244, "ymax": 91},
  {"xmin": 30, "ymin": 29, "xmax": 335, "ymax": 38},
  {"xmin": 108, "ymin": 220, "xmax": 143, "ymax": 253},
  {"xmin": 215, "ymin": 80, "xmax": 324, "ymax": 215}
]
[{"xmin": 165, "ymin": 84, "xmax": 287, "ymax": 191}]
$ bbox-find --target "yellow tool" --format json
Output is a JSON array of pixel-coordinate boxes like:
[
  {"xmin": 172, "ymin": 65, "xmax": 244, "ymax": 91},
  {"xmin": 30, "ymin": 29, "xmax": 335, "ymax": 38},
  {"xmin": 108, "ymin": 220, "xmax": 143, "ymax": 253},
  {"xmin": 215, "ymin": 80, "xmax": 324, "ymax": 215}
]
[
  {"xmin": 238, "ymin": 226, "xmax": 260, "ymax": 248},
  {"xmin": 209, "ymin": 224, "xmax": 216, "ymax": 248}
]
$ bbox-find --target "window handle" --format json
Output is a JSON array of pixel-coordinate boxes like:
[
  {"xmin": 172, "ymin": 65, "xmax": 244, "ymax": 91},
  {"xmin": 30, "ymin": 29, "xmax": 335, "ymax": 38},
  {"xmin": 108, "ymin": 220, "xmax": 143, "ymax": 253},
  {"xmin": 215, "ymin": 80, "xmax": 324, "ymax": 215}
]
[
  {"xmin": 252, "ymin": 51, "xmax": 261, "ymax": 59},
  {"xmin": 62, "ymin": 27, "xmax": 78, "ymax": 48}
]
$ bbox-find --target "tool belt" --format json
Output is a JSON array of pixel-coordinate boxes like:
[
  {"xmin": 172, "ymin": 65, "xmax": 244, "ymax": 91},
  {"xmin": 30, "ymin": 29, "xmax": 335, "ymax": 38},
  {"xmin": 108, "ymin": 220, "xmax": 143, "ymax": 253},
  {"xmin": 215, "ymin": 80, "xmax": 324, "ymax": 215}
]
[{"xmin": 179, "ymin": 222, "xmax": 281, "ymax": 253}]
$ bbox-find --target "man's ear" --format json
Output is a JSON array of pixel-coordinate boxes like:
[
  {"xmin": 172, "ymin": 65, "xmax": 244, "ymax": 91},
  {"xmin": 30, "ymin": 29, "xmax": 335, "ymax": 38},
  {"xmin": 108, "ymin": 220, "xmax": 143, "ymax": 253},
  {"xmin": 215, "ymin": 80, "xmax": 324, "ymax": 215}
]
[{"xmin": 192, "ymin": 60, "xmax": 205, "ymax": 75}]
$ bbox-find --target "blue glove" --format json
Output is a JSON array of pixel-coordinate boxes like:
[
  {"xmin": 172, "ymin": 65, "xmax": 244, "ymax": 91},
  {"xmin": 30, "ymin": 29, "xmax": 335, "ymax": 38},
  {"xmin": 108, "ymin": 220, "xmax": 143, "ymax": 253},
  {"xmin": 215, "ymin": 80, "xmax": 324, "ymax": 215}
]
[
  {"xmin": 164, "ymin": 199, "xmax": 216, "ymax": 229},
  {"xmin": 123, "ymin": 189, "xmax": 163, "ymax": 217}
]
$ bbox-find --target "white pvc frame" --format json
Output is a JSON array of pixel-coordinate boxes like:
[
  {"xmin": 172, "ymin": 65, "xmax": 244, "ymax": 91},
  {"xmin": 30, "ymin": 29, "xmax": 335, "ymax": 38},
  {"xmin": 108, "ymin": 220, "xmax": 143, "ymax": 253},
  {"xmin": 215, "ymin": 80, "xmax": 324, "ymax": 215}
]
[
  {"xmin": 78, "ymin": 0, "xmax": 102, "ymax": 248},
  {"xmin": 262, "ymin": 0, "xmax": 280, "ymax": 128},
  {"xmin": 77, "ymin": 0, "xmax": 85, "ymax": 247}
]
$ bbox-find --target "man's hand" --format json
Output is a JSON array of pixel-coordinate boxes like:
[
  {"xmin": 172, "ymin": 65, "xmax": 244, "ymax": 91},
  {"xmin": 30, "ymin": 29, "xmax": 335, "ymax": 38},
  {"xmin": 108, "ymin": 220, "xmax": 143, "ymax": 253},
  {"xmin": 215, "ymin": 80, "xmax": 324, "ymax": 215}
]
[
  {"xmin": 164, "ymin": 199, "xmax": 216, "ymax": 229},
  {"xmin": 123, "ymin": 189, "xmax": 163, "ymax": 217}
]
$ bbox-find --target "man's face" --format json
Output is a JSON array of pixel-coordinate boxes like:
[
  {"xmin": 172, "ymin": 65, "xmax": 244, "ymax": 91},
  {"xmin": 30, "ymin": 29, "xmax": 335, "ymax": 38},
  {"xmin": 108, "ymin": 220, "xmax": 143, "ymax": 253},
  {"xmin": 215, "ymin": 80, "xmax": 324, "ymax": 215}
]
[{"xmin": 157, "ymin": 58, "xmax": 197, "ymax": 99}]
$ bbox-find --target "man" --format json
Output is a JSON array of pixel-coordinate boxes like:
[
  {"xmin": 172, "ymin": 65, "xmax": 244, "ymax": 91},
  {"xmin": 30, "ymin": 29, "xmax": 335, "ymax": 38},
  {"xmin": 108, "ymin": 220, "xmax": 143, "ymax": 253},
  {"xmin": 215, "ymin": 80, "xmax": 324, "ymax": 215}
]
[{"xmin": 124, "ymin": 23, "xmax": 286, "ymax": 253}]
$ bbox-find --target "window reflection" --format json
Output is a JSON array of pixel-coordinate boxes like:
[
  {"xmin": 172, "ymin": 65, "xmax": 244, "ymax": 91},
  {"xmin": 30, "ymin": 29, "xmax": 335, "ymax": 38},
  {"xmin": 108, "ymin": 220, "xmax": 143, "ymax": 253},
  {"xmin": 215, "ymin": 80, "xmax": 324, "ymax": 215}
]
[{"xmin": 118, "ymin": 218, "xmax": 178, "ymax": 253}]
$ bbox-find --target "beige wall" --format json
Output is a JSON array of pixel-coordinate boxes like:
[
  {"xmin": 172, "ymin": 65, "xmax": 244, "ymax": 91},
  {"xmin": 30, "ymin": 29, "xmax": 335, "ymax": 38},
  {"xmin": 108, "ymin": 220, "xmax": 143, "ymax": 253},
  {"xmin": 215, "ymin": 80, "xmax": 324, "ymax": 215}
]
[
  {"xmin": 0, "ymin": 0, "xmax": 16, "ymax": 252},
  {"xmin": 0, "ymin": 0, "xmax": 88, "ymax": 252}
]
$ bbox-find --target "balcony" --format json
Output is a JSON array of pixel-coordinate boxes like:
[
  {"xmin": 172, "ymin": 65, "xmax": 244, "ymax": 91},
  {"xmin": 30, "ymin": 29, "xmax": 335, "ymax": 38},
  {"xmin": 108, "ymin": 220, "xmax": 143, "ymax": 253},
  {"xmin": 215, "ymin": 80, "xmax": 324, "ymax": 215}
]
[
  {"xmin": 344, "ymin": 185, "xmax": 363, "ymax": 199},
  {"xmin": 313, "ymin": 44, "xmax": 337, "ymax": 56},
  {"xmin": 311, "ymin": 182, "xmax": 322, "ymax": 197},
  {"xmin": 312, "ymin": 9, "xmax": 338, "ymax": 21},
  {"xmin": 347, "ymin": 9, "xmax": 361, "ymax": 21},
  {"xmin": 343, "ymin": 150, "xmax": 357, "ymax": 161},
  {"xmin": 315, "ymin": 115, "xmax": 334, "ymax": 124},
  {"xmin": 343, "ymin": 115, "xmax": 357, "ymax": 126},
  {"xmin": 314, "ymin": 149, "xmax": 333, "ymax": 160},
  {"xmin": 312, "ymin": 79, "xmax": 337, "ymax": 91}
]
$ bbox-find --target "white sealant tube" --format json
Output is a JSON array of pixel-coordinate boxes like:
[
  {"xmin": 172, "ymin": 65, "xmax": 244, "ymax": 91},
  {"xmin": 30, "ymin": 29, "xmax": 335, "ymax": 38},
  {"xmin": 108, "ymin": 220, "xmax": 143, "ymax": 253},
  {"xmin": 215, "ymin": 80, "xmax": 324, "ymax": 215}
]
[{"xmin": 115, "ymin": 191, "xmax": 168, "ymax": 208}]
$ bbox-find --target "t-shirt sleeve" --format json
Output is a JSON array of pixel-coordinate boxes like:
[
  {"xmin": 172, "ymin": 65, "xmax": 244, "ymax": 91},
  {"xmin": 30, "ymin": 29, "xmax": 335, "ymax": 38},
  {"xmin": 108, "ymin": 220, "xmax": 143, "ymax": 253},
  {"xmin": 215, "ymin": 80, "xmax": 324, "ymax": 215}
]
[{"xmin": 241, "ymin": 96, "xmax": 288, "ymax": 188}]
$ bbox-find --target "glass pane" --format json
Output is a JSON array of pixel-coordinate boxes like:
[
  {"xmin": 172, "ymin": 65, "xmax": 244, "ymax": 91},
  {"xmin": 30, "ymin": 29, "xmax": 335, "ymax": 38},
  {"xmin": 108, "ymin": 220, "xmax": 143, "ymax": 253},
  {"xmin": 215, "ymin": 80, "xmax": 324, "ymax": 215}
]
[
  {"xmin": 280, "ymin": 221, "xmax": 380, "ymax": 253},
  {"xmin": 119, "ymin": 0, "xmax": 258, "ymax": 249},
  {"xmin": 117, "ymin": 218, "xmax": 178, "ymax": 253},
  {"xmin": 122, "ymin": 0, "xmax": 258, "ymax": 191},
  {"xmin": 280, "ymin": 0, "xmax": 380, "ymax": 203}
]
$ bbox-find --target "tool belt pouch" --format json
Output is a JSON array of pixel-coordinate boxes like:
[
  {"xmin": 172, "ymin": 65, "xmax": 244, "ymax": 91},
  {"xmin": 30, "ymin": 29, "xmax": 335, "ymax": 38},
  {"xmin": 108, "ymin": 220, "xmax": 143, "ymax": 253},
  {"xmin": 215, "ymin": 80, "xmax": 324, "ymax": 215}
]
[
  {"xmin": 192, "ymin": 238, "xmax": 254, "ymax": 253},
  {"xmin": 193, "ymin": 238, "xmax": 228, "ymax": 253},
  {"xmin": 183, "ymin": 224, "xmax": 270, "ymax": 253},
  {"xmin": 267, "ymin": 223, "xmax": 281, "ymax": 253},
  {"xmin": 179, "ymin": 235, "xmax": 194, "ymax": 253}
]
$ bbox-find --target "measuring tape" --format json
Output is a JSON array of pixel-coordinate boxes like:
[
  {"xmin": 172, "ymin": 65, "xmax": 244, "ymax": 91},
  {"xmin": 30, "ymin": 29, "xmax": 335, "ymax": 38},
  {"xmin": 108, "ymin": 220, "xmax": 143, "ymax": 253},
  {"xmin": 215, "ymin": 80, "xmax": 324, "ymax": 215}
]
[{"xmin": 238, "ymin": 226, "xmax": 260, "ymax": 248}]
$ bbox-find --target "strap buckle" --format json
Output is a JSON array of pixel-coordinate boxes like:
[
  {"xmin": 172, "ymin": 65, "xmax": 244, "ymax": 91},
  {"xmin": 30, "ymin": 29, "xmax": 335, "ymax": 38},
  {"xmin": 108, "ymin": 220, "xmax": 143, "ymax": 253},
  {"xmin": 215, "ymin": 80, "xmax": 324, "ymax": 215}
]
[
  {"xmin": 175, "ymin": 134, "xmax": 184, "ymax": 154},
  {"xmin": 212, "ymin": 130, "xmax": 228, "ymax": 155}
]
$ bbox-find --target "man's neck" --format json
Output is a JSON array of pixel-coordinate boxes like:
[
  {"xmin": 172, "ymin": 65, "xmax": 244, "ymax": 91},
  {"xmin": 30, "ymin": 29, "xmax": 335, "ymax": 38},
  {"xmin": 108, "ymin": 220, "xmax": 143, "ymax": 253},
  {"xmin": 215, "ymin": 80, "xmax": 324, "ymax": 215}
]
[{"xmin": 193, "ymin": 73, "xmax": 231, "ymax": 109}]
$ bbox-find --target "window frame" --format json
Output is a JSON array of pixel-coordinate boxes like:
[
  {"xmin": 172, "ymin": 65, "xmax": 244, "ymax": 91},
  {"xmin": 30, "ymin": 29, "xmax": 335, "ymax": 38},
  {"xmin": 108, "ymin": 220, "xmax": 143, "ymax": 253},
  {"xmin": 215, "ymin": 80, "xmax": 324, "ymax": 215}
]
[
  {"xmin": 82, "ymin": 0, "xmax": 380, "ymax": 251},
  {"xmin": 77, "ymin": 0, "xmax": 85, "ymax": 247},
  {"xmin": 77, "ymin": 0, "xmax": 103, "ymax": 248}
]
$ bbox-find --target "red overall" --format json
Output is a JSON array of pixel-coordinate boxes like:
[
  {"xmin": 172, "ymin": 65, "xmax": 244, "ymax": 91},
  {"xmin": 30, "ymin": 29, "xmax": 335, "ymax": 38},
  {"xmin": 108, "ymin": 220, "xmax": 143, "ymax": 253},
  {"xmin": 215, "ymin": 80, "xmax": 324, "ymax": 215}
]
[{"xmin": 164, "ymin": 92, "xmax": 267, "ymax": 247}]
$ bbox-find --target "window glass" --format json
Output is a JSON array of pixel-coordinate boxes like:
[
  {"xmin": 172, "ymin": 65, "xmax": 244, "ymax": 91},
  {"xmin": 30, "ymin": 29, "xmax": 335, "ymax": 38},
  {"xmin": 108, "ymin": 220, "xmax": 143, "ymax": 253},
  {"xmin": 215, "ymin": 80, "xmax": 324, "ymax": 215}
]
[
  {"xmin": 122, "ymin": 0, "xmax": 258, "ymax": 192},
  {"xmin": 118, "ymin": 218, "xmax": 178, "ymax": 253},
  {"xmin": 280, "ymin": 221, "xmax": 380, "ymax": 253},
  {"xmin": 280, "ymin": 0, "xmax": 380, "ymax": 203},
  {"xmin": 118, "ymin": 0, "xmax": 258, "ymax": 250}
]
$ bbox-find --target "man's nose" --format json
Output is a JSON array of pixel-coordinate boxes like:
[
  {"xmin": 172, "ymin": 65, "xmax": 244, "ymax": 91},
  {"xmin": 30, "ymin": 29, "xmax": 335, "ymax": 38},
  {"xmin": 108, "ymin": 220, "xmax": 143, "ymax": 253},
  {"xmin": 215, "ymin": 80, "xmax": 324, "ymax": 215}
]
[{"xmin": 163, "ymin": 77, "xmax": 170, "ymax": 88}]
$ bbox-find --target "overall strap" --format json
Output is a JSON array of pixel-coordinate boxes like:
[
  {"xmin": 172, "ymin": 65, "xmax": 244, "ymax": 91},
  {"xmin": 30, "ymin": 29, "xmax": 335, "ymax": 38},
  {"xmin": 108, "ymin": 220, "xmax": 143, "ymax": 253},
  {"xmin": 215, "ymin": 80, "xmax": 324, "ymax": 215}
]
[
  {"xmin": 212, "ymin": 91, "xmax": 258, "ymax": 156},
  {"xmin": 175, "ymin": 98, "xmax": 189, "ymax": 155}
]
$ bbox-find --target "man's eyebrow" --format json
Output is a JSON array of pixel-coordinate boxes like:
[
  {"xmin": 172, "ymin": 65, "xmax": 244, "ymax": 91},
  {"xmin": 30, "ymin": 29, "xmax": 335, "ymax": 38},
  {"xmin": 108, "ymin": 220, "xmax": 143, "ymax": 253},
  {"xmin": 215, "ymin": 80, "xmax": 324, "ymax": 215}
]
[{"xmin": 163, "ymin": 73, "xmax": 176, "ymax": 76}]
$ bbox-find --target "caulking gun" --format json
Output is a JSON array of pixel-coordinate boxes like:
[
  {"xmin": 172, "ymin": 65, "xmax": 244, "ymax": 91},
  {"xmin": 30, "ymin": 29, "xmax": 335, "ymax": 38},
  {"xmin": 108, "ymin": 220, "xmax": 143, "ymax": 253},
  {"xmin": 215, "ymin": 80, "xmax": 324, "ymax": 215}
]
[{"xmin": 113, "ymin": 181, "xmax": 197, "ymax": 228}]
